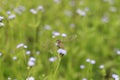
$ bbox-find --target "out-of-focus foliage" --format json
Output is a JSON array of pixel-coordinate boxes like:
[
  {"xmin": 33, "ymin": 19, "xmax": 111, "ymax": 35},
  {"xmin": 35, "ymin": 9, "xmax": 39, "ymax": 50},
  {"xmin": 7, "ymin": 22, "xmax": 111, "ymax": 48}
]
[{"xmin": 0, "ymin": 0, "xmax": 120, "ymax": 80}]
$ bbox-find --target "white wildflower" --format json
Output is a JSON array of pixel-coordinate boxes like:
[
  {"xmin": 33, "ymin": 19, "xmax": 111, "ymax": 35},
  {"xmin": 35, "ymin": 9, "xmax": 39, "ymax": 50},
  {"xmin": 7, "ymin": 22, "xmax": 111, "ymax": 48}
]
[
  {"xmin": 8, "ymin": 14, "xmax": 16, "ymax": 19},
  {"xmin": 112, "ymin": 74, "xmax": 119, "ymax": 80},
  {"xmin": 28, "ymin": 57, "xmax": 36, "ymax": 67},
  {"xmin": 57, "ymin": 48, "xmax": 67, "ymax": 55},
  {"xmin": 14, "ymin": 8, "xmax": 22, "ymax": 14},
  {"xmin": 99, "ymin": 65, "xmax": 104, "ymax": 69},
  {"xmin": 30, "ymin": 9, "xmax": 37, "ymax": 14},
  {"xmin": 76, "ymin": 9, "xmax": 86, "ymax": 16},
  {"xmin": 16, "ymin": 43, "xmax": 24, "ymax": 48},
  {"xmin": 86, "ymin": 58, "xmax": 91, "ymax": 62},
  {"xmin": 28, "ymin": 60, "xmax": 35, "ymax": 67},
  {"xmin": 36, "ymin": 51, "xmax": 40, "ymax": 55},
  {"xmin": 116, "ymin": 50, "xmax": 120, "ymax": 55},
  {"xmin": 6, "ymin": 11, "xmax": 11, "ymax": 15},
  {"xmin": 52, "ymin": 31, "xmax": 60, "ymax": 37},
  {"xmin": 0, "ymin": 52, "xmax": 2, "ymax": 56},
  {"xmin": 61, "ymin": 33, "xmax": 67, "ymax": 37},
  {"xmin": 26, "ymin": 76, "xmax": 35, "ymax": 80},
  {"xmin": 19, "ymin": 5, "xmax": 26, "ymax": 11},
  {"xmin": 26, "ymin": 51, "xmax": 31, "ymax": 55},
  {"xmin": 29, "ymin": 57, "xmax": 36, "ymax": 62},
  {"xmin": 0, "ymin": 16, "xmax": 4, "ymax": 21},
  {"xmin": 0, "ymin": 22, "xmax": 4, "ymax": 27},
  {"xmin": 44, "ymin": 25, "xmax": 51, "ymax": 30},
  {"xmin": 16, "ymin": 43, "xmax": 27, "ymax": 49},
  {"xmin": 37, "ymin": 5, "xmax": 44, "ymax": 12},
  {"xmin": 13, "ymin": 56, "xmax": 17, "ymax": 60},
  {"xmin": 82, "ymin": 78, "xmax": 87, "ymax": 80},
  {"xmin": 24, "ymin": 45, "xmax": 28, "ymax": 48},
  {"xmin": 49, "ymin": 57, "xmax": 57, "ymax": 62},
  {"xmin": 90, "ymin": 60, "xmax": 96, "ymax": 64},
  {"xmin": 102, "ymin": 15, "xmax": 108, "ymax": 23},
  {"xmin": 8, "ymin": 77, "xmax": 11, "ymax": 80},
  {"xmin": 14, "ymin": 6, "xmax": 25, "ymax": 14},
  {"xmin": 80, "ymin": 65, "xmax": 85, "ymax": 69}
]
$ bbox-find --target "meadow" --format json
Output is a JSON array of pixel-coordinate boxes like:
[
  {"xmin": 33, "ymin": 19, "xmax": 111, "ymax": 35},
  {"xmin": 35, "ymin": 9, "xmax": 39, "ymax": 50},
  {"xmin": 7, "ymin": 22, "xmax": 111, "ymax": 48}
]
[{"xmin": 0, "ymin": 0, "xmax": 120, "ymax": 80}]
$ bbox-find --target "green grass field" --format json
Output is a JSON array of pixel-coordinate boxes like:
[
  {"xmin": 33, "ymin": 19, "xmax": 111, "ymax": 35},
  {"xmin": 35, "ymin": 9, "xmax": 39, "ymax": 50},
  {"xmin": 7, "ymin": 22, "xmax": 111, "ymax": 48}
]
[{"xmin": 0, "ymin": 0, "xmax": 120, "ymax": 80}]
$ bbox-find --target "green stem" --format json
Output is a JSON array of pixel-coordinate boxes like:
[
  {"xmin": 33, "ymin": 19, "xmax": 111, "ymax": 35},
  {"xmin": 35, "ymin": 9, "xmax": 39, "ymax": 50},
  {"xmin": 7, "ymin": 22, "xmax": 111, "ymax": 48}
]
[
  {"xmin": 27, "ymin": 67, "xmax": 33, "ymax": 77},
  {"xmin": 53, "ymin": 56, "xmax": 61, "ymax": 79}
]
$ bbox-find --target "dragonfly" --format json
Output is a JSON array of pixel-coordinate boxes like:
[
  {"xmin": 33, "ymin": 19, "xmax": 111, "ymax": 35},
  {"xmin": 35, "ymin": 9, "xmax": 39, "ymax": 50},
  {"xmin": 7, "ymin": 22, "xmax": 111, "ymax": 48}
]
[
  {"xmin": 53, "ymin": 34, "xmax": 77, "ymax": 56},
  {"xmin": 56, "ymin": 40, "xmax": 64, "ymax": 49}
]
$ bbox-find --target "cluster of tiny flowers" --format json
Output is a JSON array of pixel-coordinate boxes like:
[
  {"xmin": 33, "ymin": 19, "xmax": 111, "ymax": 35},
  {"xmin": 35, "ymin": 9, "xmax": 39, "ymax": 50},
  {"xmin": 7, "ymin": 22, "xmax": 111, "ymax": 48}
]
[
  {"xmin": 114, "ymin": 48, "xmax": 120, "ymax": 55},
  {"xmin": 8, "ymin": 77, "xmax": 11, "ymax": 80},
  {"xmin": 6, "ymin": 11, "xmax": 11, "ymax": 15},
  {"xmin": 0, "ymin": 52, "xmax": 2, "ymax": 57},
  {"xmin": 79, "ymin": 58, "xmax": 99, "ymax": 70},
  {"xmin": 26, "ymin": 50, "xmax": 31, "ymax": 55},
  {"xmin": 26, "ymin": 76, "xmax": 35, "ymax": 80},
  {"xmin": 52, "ymin": 31, "xmax": 60, "ymax": 37},
  {"xmin": 101, "ymin": 15, "xmax": 109, "ymax": 23},
  {"xmin": 0, "ymin": 16, "xmax": 4, "ymax": 21},
  {"xmin": 36, "ymin": 51, "xmax": 40, "ymax": 55},
  {"xmin": 80, "ymin": 64, "xmax": 85, "ymax": 69},
  {"xmin": 30, "ymin": 9, "xmax": 37, "ymax": 14},
  {"xmin": 115, "ymin": 49, "xmax": 120, "ymax": 55},
  {"xmin": 8, "ymin": 77, "xmax": 16, "ymax": 80},
  {"xmin": 61, "ymin": 33, "xmax": 67, "ymax": 37},
  {"xmin": 99, "ymin": 64, "xmax": 104, "ymax": 69},
  {"xmin": 52, "ymin": 31, "xmax": 67, "ymax": 38},
  {"xmin": 16, "ymin": 43, "xmax": 28, "ymax": 49},
  {"xmin": 30, "ymin": 5, "xmax": 44, "ymax": 14},
  {"xmin": 14, "ymin": 5, "xmax": 26, "ymax": 14},
  {"xmin": 112, "ymin": 74, "xmax": 119, "ymax": 80},
  {"xmin": 79, "ymin": 58, "xmax": 105, "ymax": 71},
  {"xmin": 57, "ymin": 48, "xmax": 67, "ymax": 55},
  {"xmin": 49, "ymin": 56, "xmax": 57, "ymax": 62},
  {"xmin": 28, "ymin": 57, "xmax": 36, "ymax": 67},
  {"xmin": 37, "ymin": 5, "xmax": 44, "ymax": 11},
  {"xmin": 8, "ymin": 14, "xmax": 16, "ymax": 20},
  {"xmin": 12, "ymin": 56, "xmax": 17, "ymax": 61},
  {"xmin": 0, "ymin": 22, "xmax": 4, "ymax": 27},
  {"xmin": 0, "ymin": 16, "xmax": 4, "ymax": 27},
  {"xmin": 44, "ymin": 24, "xmax": 51, "ymax": 30},
  {"xmin": 86, "ymin": 58, "xmax": 96, "ymax": 64},
  {"xmin": 76, "ymin": 9, "xmax": 86, "ymax": 16},
  {"xmin": 82, "ymin": 78, "xmax": 87, "ymax": 80}
]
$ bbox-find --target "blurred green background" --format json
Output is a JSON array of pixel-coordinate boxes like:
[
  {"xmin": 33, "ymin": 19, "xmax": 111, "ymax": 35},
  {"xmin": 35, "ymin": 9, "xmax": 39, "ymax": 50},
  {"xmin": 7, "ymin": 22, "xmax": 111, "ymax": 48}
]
[{"xmin": 0, "ymin": 0, "xmax": 120, "ymax": 80}]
